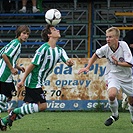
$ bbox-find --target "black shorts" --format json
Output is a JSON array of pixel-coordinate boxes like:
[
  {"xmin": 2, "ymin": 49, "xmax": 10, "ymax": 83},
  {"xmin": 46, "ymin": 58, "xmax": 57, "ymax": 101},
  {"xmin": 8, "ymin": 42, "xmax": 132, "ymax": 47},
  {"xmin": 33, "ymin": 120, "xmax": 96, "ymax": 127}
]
[
  {"xmin": 24, "ymin": 87, "xmax": 46, "ymax": 104},
  {"xmin": 0, "ymin": 81, "xmax": 16, "ymax": 99}
]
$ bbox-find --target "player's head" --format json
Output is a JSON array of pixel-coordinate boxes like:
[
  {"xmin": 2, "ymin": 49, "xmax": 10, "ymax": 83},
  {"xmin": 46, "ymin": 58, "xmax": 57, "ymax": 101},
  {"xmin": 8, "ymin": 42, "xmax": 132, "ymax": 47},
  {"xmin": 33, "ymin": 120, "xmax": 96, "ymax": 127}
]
[
  {"xmin": 106, "ymin": 27, "xmax": 120, "ymax": 46},
  {"xmin": 15, "ymin": 25, "xmax": 31, "ymax": 38},
  {"xmin": 106, "ymin": 27, "xmax": 120, "ymax": 39},
  {"xmin": 41, "ymin": 24, "xmax": 60, "ymax": 42}
]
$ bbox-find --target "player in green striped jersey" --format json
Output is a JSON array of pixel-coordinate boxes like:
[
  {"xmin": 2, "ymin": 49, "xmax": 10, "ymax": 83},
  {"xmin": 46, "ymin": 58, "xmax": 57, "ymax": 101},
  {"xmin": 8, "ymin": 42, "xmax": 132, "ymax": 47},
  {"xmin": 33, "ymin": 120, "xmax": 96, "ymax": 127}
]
[
  {"xmin": 0, "ymin": 25, "xmax": 31, "ymax": 131},
  {"xmin": 0, "ymin": 25, "xmax": 74, "ymax": 130}
]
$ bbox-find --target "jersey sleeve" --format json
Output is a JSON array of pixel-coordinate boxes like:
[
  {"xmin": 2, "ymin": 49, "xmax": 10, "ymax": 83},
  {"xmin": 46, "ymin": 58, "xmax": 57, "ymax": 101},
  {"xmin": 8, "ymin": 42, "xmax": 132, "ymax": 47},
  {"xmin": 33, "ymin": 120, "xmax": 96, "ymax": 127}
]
[
  {"xmin": 0, "ymin": 46, "xmax": 6, "ymax": 58},
  {"xmin": 31, "ymin": 47, "xmax": 45, "ymax": 66},
  {"xmin": 95, "ymin": 44, "xmax": 107, "ymax": 58},
  {"xmin": 4, "ymin": 40, "xmax": 20, "ymax": 58},
  {"xmin": 59, "ymin": 48, "xmax": 69, "ymax": 63},
  {"xmin": 122, "ymin": 41, "xmax": 133, "ymax": 64}
]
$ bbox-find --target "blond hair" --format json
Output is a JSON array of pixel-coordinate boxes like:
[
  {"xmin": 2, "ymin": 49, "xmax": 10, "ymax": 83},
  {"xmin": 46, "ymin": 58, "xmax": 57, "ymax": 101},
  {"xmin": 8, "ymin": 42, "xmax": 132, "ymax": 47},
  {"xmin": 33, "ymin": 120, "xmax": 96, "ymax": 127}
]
[{"xmin": 106, "ymin": 27, "xmax": 120, "ymax": 38}]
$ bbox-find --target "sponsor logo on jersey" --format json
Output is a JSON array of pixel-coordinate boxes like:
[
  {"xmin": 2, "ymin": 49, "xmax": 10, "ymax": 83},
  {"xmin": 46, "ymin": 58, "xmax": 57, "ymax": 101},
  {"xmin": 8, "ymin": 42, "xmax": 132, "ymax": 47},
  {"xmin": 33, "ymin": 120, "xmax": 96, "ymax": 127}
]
[{"xmin": 119, "ymin": 57, "xmax": 124, "ymax": 62}]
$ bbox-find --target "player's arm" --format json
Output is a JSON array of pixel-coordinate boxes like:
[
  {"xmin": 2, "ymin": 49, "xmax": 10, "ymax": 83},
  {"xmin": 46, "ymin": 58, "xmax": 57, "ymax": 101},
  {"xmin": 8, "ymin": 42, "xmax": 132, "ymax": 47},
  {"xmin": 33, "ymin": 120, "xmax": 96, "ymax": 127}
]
[
  {"xmin": 20, "ymin": 63, "xmax": 35, "ymax": 83},
  {"xmin": 78, "ymin": 53, "xmax": 98, "ymax": 74},
  {"xmin": 60, "ymin": 48, "xmax": 74, "ymax": 66},
  {"xmin": 118, "ymin": 62, "xmax": 132, "ymax": 67},
  {"xmin": 129, "ymin": 44, "xmax": 133, "ymax": 48},
  {"xmin": 15, "ymin": 65, "xmax": 25, "ymax": 73},
  {"xmin": 2, "ymin": 54, "xmax": 18, "ymax": 75},
  {"xmin": 112, "ymin": 56, "xmax": 132, "ymax": 67},
  {"xmin": 17, "ymin": 63, "xmax": 35, "ymax": 89},
  {"xmin": 65, "ymin": 59, "xmax": 74, "ymax": 67}
]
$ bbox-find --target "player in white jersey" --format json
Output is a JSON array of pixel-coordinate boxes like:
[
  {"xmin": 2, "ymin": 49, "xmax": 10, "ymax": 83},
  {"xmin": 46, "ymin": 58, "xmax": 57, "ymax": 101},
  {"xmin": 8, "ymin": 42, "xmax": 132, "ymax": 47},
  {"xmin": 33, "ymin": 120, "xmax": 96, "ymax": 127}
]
[
  {"xmin": 0, "ymin": 25, "xmax": 74, "ymax": 130},
  {"xmin": 0, "ymin": 25, "xmax": 30, "ymax": 131},
  {"xmin": 121, "ymin": 30, "xmax": 133, "ymax": 110},
  {"xmin": 78, "ymin": 27, "xmax": 133, "ymax": 126}
]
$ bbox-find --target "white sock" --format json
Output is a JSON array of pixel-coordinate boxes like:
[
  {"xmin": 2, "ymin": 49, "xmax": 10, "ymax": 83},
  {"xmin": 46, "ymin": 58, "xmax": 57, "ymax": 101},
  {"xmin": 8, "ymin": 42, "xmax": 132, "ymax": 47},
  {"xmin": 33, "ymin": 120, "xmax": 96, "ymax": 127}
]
[
  {"xmin": 128, "ymin": 104, "xmax": 133, "ymax": 121},
  {"xmin": 22, "ymin": 6, "xmax": 26, "ymax": 10},
  {"xmin": 0, "ymin": 94, "xmax": 7, "ymax": 112},
  {"xmin": 108, "ymin": 98, "xmax": 119, "ymax": 117},
  {"xmin": 20, "ymin": 103, "xmax": 39, "ymax": 115},
  {"xmin": 32, "ymin": 6, "xmax": 37, "ymax": 10}
]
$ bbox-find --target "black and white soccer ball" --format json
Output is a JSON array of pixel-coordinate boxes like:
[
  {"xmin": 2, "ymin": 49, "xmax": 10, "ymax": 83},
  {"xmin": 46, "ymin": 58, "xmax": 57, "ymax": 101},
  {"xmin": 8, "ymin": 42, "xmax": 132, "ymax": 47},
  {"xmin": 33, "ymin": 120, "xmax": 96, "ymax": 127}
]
[{"xmin": 45, "ymin": 9, "xmax": 61, "ymax": 26}]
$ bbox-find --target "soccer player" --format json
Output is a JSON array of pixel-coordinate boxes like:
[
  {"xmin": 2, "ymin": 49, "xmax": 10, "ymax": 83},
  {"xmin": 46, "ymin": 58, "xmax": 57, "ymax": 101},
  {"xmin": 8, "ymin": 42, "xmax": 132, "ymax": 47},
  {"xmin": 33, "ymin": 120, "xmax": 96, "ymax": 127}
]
[
  {"xmin": 0, "ymin": 25, "xmax": 30, "ymax": 131},
  {"xmin": 123, "ymin": 28, "xmax": 133, "ymax": 55},
  {"xmin": 78, "ymin": 27, "xmax": 133, "ymax": 126},
  {"xmin": 0, "ymin": 24, "xmax": 74, "ymax": 130},
  {"xmin": 122, "ymin": 27, "xmax": 133, "ymax": 109}
]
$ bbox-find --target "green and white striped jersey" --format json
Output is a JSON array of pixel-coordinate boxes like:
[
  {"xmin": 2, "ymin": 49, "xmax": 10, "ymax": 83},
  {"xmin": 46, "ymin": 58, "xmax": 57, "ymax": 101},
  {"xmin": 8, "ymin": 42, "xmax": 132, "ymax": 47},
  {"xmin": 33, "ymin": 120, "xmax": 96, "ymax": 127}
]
[
  {"xmin": 0, "ymin": 39, "xmax": 21, "ymax": 82},
  {"xmin": 25, "ymin": 43, "xmax": 69, "ymax": 88}
]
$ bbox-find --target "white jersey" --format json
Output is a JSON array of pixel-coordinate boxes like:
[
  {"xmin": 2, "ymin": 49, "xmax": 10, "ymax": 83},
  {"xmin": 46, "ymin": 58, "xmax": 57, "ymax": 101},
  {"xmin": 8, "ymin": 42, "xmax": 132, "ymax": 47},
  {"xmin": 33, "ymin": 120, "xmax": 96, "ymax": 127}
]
[{"xmin": 96, "ymin": 41, "xmax": 133, "ymax": 82}]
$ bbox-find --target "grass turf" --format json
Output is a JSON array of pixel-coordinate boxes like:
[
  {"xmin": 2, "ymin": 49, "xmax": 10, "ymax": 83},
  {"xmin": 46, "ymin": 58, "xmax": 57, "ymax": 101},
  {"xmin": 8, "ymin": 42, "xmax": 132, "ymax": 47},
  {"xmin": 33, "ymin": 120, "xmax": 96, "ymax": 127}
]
[{"xmin": 0, "ymin": 111, "xmax": 133, "ymax": 133}]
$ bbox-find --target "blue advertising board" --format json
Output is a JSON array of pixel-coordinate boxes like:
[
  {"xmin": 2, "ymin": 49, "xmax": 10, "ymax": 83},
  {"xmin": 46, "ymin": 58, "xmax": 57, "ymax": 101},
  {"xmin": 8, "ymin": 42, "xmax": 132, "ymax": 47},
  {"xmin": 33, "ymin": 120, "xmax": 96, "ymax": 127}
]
[{"xmin": 5, "ymin": 100, "xmax": 110, "ymax": 111}]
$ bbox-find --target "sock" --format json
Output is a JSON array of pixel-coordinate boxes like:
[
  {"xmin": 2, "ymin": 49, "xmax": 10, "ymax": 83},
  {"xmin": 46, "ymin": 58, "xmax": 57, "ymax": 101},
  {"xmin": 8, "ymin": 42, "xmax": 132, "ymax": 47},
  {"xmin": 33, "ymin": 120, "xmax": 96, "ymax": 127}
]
[
  {"xmin": 14, "ymin": 103, "xmax": 39, "ymax": 115},
  {"xmin": 16, "ymin": 114, "xmax": 24, "ymax": 120},
  {"xmin": 32, "ymin": 6, "xmax": 37, "ymax": 10},
  {"xmin": 1, "ymin": 113, "xmax": 24, "ymax": 126},
  {"xmin": 108, "ymin": 98, "xmax": 119, "ymax": 117},
  {"xmin": 1, "ymin": 116, "xmax": 8, "ymax": 126},
  {"xmin": 0, "ymin": 94, "xmax": 7, "ymax": 112},
  {"xmin": 0, "ymin": 94, "xmax": 7, "ymax": 126},
  {"xmin": 1, "ymin": 103, "xmax": 39, "ymax": 126},
  {"xmin": 128, "ymin": 104, "xmax": 133, "ymax": 121},
  {"xmin": 22, "ymin": 6, "xmax": 26, "ymax": 10}
]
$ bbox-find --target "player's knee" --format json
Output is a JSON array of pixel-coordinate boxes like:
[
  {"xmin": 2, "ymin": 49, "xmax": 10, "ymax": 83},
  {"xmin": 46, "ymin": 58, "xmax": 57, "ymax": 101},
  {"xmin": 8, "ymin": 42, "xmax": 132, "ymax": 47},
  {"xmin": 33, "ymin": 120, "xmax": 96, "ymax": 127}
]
[
  {"xmin": 38, "ymin": 102, "xmax": 47, "ymax": 111},
  {"xmin": 128, "ymin": 97, "xmax": 133, "ymax": 106},
  {"xmin": 107, "ymin": 88, "xmax": 117, "ymax": 101},
  {"xmin": 0, "ymin": 94, "xmax": 8, "ymax": 102},
  {"xmin": 108, "ymin": 95, "xmax": 116, "ymax": 101}
]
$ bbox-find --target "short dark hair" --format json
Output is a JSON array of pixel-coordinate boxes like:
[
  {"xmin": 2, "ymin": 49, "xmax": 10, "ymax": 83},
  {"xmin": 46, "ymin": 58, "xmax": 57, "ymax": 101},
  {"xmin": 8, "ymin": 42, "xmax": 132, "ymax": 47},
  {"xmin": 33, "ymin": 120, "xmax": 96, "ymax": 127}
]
[
  {"xmin": 41, "ymin": 24, "xmax": 54, "ymax": 42},
  {"xmin": 15, "ymin": 25, "xmax": 31, "ymax": 37}
]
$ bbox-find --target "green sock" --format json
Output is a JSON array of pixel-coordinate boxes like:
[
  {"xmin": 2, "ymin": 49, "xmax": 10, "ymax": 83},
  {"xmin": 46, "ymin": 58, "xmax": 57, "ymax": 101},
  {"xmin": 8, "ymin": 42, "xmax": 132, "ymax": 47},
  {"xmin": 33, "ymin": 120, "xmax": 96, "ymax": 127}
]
[
  {"xmin": 14, "ymin": 103, "xmax": 39, "ymax": 115},
  {"xmin": 1, "ymin": 103, "xmax": 39, "ymax": 126},
  {"xmin": 1, "ymin": 116, "xmax": 8, "ymax": 126},
  {"xmin": 13, "ymin": 107, "xmax": 21, "ymax": 114}
]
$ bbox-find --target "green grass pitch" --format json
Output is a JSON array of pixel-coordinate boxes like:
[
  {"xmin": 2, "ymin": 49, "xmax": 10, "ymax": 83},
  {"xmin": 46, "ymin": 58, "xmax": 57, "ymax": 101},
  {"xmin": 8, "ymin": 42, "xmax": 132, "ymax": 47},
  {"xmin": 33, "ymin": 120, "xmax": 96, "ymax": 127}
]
[{"xmin": 1, "ymin": 111, "xmax": 133, "ymax": 133}]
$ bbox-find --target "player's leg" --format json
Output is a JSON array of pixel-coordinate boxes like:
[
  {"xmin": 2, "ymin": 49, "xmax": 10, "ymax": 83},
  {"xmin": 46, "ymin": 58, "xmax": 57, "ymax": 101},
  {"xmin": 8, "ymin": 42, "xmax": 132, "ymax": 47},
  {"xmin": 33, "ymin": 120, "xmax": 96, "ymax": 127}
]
[
  {"xmin": 0, "ymin": 82, "xmax": 7, "ymax": 112},
  {"xmin": 0, "ymin": 94, "xmax": 8, "ymax": 131},
  {"xmin": 8, "ymin": 103, "xmax": 41, "ymax": 126},
  {"xmin": 104, "ymin": 87, "xmax": 119, "ymax": 126},
  {"xmin": 32, "ymin": 0, "xmax": 40, "ymax": 13},
  {"xmin": 104, "ymin": 78, "xmax": 120, "ymax": 126},
  {"xmin": 0, "ymin": 82, "xmax": 16, "ymax": 131},
  {"xmin": 121, "ymin": 80, "xmax": 133, "ymax": 124},
  {"xmin": 128, "ymin": 96, "xmax": 133, "ymax": 124},
  {"xmin": 1, "ymin": 87, "xmax": 47, "ymax": 128},
  {"xmin": 0, "ymin": 81, "xmax": 16, "ymax": 112},
  {"xmin": 122, "ymin": 93, "xmax": 128, "ymax": 109},
  {"xmin": 0, "ymin": 94, "xmax": 7, "ymax": 113},
  {"xmin": 0, "ymin": 102, "xmax": 40, "ymax": 128},
  {"xmin": 19, "ymin": 0, "xmax": 27, "ymax": 13}
]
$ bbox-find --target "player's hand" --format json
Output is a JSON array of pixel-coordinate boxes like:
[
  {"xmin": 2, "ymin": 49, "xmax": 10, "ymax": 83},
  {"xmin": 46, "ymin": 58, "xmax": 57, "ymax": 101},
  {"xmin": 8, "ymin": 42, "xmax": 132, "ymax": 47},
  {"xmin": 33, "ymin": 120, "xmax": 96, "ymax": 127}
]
[
  {"xmin": 17, "ymin": 81, "xmax": 24, "ymax": 89},
  {"xmin": 78, "ymin": 67, "xmax": 89, "ymax": 74},
  {"xmin": 11, "ymin": 68, "xmax": 18, "ymax": 75},
  {"xmin": 66, "ymin": 59, "xmax": 74, "ymax": 67},
  {"xmin": 19, "ymin": 66, "xmax": 25, "ymax": 73},
  {"xmin": 112, "ymin": 56, "xmax": 118, "ymax": 65}
]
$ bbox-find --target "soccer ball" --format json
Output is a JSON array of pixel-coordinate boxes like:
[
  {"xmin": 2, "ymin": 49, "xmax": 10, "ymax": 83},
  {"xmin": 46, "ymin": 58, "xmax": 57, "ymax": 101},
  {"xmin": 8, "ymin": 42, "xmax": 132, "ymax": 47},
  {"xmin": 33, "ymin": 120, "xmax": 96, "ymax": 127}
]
[{"xmin": 45, "ymin": 9, "xmax": 61, "ymax": 26}]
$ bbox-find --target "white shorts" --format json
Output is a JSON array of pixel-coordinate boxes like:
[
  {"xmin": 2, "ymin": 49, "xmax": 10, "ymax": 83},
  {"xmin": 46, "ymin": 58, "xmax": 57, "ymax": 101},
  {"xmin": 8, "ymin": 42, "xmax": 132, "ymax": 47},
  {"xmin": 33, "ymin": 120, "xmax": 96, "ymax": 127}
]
[{"xmin": 107, "ymin": 78, "xmax": 133, "ymax": 96}]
